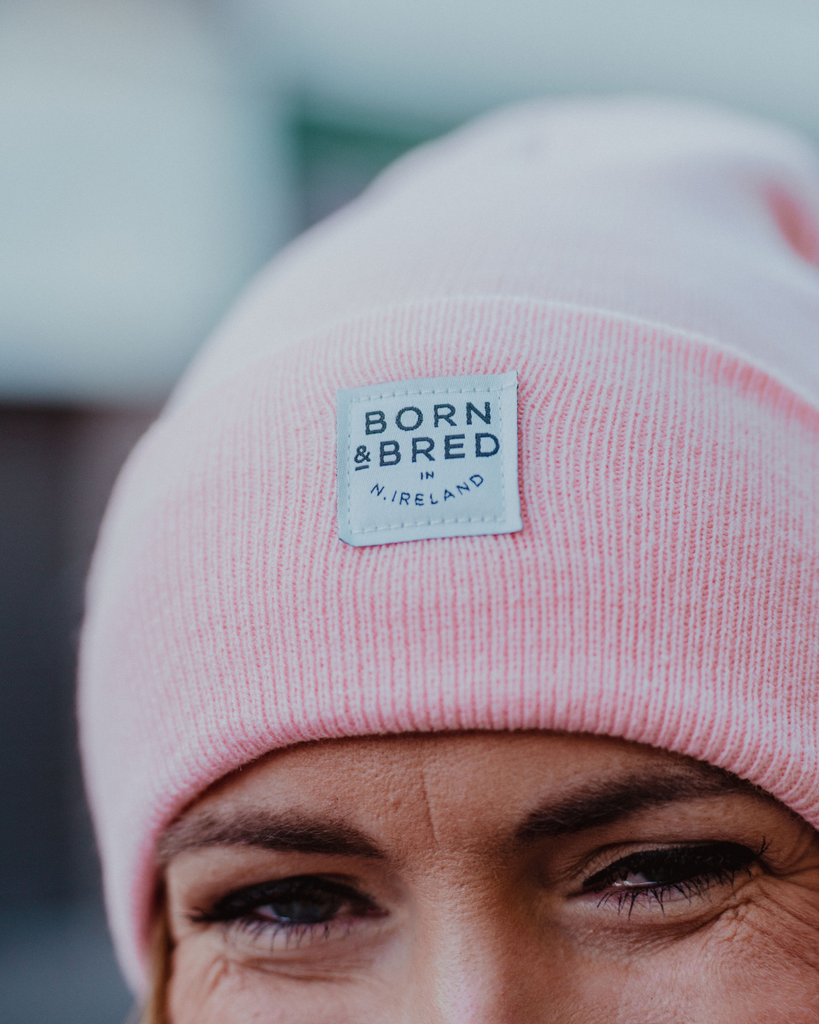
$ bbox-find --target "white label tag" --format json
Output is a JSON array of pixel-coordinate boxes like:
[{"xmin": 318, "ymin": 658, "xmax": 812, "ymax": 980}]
[{"xmin": 337, "ymin": 372, "xmax": 521, "ymax": 546}]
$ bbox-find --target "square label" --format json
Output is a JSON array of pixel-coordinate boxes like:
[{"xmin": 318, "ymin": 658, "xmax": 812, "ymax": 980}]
[{"xmin": 337, "ymin": 371, "xmax": 521, "ymax": 546}]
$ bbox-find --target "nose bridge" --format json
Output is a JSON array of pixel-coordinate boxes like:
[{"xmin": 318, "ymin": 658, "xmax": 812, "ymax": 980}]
[
  {"xmin": 399, "ymin": 898, "xmax": 532, "ymax": 1024},
  {"xmin": 431, "ymin": 961, "xmax": 517, "ymax": 1024}
]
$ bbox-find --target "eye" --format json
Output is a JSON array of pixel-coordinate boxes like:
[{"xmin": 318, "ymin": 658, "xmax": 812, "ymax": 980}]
[
  {"xmin": 191, "ymin": 875, "xmax": 383, "ymax": 947},
  {"xmin": 582, "ymin": 841, "xmax": 760, "ymax": 912}
]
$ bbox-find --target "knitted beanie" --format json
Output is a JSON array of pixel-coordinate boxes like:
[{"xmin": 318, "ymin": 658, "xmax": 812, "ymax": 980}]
[{"xmin": 79, "ymin": 97, "xmax": 819, "ymax": 990}]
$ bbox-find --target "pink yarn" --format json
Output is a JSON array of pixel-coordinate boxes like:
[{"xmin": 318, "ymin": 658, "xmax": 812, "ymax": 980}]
[{"xmin": 79, "ymin": 97, "xmax": 819, "ymax": 990}]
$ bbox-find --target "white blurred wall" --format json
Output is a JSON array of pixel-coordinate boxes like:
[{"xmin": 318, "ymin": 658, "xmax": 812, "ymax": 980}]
[
  {"xmin": 242, "ymin": 0, "xmax": 819, "ymax": 133},
  {"xmin": 0, "ymin": 0, "xmax": 291, "ymax": 403},
  {"xmin": 1, "ymin": 0, "xmax": 818, "ymax": 403}
]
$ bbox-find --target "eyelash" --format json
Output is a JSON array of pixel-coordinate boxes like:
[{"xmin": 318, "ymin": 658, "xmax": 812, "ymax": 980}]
[
  {"xmin": 191, "ymin": 840, "xmax": 767, "ymax": 948},
  {"xmin": 191, "ymin": 875, "xmax": 382, "ymax": 948},
  {"xmin": 582, "ymin": 840, "xmax": 766, "ymax": 914}
]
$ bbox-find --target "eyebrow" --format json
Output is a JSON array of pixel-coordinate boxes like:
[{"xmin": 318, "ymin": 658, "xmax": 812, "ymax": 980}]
[
  {"xmin": 515, "ymin": 765, "xmax": 759, "ymax": 842},
  {"xmin": 158, "ymin": 763, "xmax": 761, "ymax": 864},
  {"xmin": 157, "ymin": 812, "xmax": 386, "ymax": 864}
]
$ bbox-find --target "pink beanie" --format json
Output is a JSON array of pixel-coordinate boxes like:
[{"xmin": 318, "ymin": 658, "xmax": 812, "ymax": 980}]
[{"xmin": 79, "ymin": 97, "xmax": 819, "ymax": 989}]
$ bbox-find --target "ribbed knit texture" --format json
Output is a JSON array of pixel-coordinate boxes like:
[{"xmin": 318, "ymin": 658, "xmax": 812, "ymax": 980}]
[{"xmin": 79, "ymin": 97, "xmax": 819, "ymax": 990}]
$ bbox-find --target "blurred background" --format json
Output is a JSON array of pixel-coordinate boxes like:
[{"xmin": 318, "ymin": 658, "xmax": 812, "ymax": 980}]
[{"xmin": 0, "ymin": 1, "xmax": 818, "ymax": 1020}]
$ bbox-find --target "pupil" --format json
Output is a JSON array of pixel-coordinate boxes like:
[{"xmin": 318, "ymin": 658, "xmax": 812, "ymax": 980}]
[
  {"xmin": 268, "ymin": 895, "xmax": 341, "ymax": 924},
  {"xmin": 641, "ymin": 849, "xmax": 719, "ymax": 885}
]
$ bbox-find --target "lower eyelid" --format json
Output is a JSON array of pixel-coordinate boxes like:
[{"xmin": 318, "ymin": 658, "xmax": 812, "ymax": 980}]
[
  {"xmin": 584, "ymin": 866, "xmax": 757, "ymax": 914},
  {"xmin": 223, "ymin": 910, "xmax": 386, "ymax": 955}
]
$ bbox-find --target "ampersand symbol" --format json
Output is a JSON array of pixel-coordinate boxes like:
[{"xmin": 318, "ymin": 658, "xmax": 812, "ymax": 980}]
[{"xmin": 354, "ymin": 445, "xmax": 371, "ymax": 464}]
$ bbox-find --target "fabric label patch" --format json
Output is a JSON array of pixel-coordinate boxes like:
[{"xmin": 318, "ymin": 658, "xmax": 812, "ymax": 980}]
[{"xmin": 337, "ymin": 371, "xmax": 521, "ymax": 546}]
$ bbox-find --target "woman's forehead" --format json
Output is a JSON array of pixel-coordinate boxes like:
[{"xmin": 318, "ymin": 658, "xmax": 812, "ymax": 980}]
[
  {"xmin": 214, "ymin": 731, "xmax": 735, "ymax": 790},
  {"xmin": 160, "ymin": 732, "xmax": 762, "ymax": 863},
  {"xmin": 196, "ymin": 731, "xmax": 663, "ymax": 806}
]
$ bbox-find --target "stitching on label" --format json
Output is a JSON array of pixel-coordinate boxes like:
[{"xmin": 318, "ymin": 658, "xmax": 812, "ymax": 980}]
[
  {"xmin": 498, "ymin": 389, "xmax": 507, "ymax": 542},
  {"xmin": 350, "ymin": 382, "xmax": 516, "ymax": 403},
  {"xmin": 346, "ymin": 385, "xmax": 355, "ymax": 531},
  {"xmin": 356, "ymin": 512, "xmax": 505, "ymax": 536}
]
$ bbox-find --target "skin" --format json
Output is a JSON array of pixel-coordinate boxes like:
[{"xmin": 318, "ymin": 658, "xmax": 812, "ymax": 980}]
[{"xmin": 162, "ymin": 732, "xmax": 819, "ymax": 1023}]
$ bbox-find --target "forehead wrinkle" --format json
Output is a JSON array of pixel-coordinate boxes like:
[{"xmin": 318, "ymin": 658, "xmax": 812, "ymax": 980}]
[
  {"xmin": 157, "ymin": 810, "xmax": 386, "ymax": 865},
  {"xmin": 515, "ymin": 764, "xmax": 761, "ymax": 842}
]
